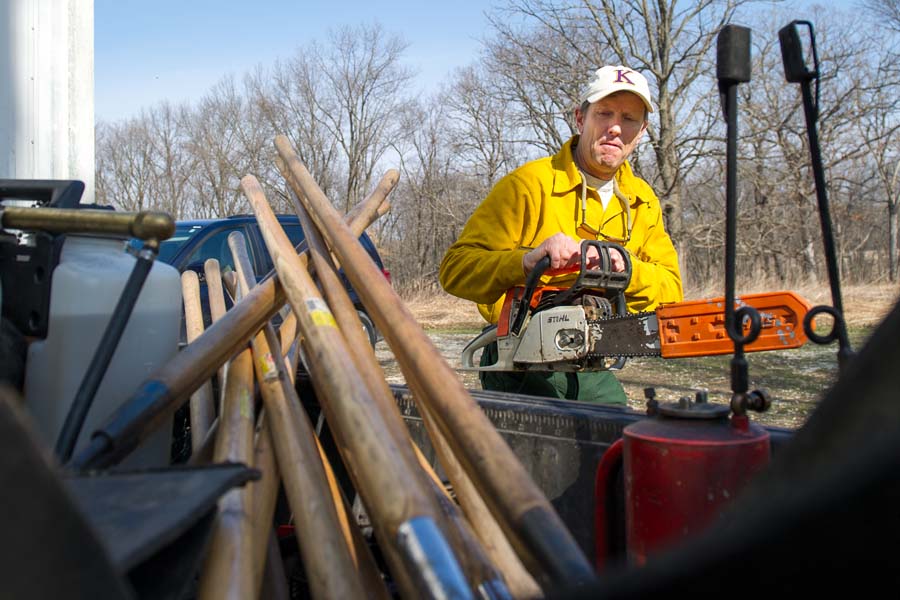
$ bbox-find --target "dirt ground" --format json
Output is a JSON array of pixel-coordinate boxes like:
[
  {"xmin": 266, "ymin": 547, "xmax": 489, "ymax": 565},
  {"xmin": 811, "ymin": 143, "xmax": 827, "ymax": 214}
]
[{"xmin": 377, "ymin": 283, "xmax": 899, "ymax": 429}]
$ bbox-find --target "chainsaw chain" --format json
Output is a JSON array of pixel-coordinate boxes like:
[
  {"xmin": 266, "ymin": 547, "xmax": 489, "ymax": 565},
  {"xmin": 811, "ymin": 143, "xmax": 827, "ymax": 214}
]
[{"xmin": 584, "ymin": 311, "xmax": 660, "ymax": 358}]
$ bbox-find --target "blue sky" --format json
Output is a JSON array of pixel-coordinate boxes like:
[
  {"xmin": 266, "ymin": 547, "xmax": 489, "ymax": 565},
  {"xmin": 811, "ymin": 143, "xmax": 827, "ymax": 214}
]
[
  {"xmin": 94, "ymin": 1, "xmax": 859, "ymax": 123},
  {"xmin": 94, "ymin": 0, "xmax": 493, "ymax": 122}
]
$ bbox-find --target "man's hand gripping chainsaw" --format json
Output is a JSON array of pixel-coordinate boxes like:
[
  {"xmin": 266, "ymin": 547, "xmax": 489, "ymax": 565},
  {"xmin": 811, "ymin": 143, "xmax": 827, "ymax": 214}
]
[{"xmin": 461, "ymin": 240, "xmax": 811, "ymax": 372}]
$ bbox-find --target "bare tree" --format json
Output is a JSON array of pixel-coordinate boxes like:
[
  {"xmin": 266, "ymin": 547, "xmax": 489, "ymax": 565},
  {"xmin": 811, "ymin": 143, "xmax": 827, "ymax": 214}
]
[
  {"xmin": 247, "ymin": 61, "xmax": 341, "ymax": 204},
  {"xmin": 680, "ymin": 7, "xmax": 900, "ymax": 286},
  {"xmin": 244, "ymin": 23, "xmax": 415, "ymax": 215},
  {"xmin": 481, "ymin": 24, "xmax": 587, "ymax": 152},
  {"xmin": 861, "ymin": 0, "xmax": 900, "ymax": 32},
  {"xmin": 94, "ymin": 121, "xmax": 115, "ymax": 208},
  {"xmin": 853, "ymin": 74, "xmax": 900, "ymax": 281},
  {"xmin": 143, "ymin": 102, "xmax": 194, "ymax": 218},
  {"xmin": 95, "ymin": 118, "xmax": 158, "ymax": 213},
  {"xmin": 445, "ymin": 65, "xmax": 523, "ymax": 187},
  {"xmin": 313, "ymin": 24, "xmax": 416, "ymax": 213},
  {"xmin": 94, "ymin": 5, "xmax": 899, "ymax": 290},
  {"xmin": 183, "ymin": 77, "xmax": 250, "ymax": 218},
  {"xmin": 390, "ymin": 100, "xmax": 453, "ymax": 287},
  {"xmin": 858, "ymin": 0, "xmax": 900, "ymax": 282},
  {"xmin": 229, "ymin": 72, "xmax": 282, "ymax": 209}
]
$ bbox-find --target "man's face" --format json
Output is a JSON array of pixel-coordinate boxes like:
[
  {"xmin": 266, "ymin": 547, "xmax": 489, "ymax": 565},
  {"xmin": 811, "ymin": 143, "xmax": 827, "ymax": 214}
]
[{"xmin": 574, "ymin": 92, "xmax": 648, "ymax": 180}]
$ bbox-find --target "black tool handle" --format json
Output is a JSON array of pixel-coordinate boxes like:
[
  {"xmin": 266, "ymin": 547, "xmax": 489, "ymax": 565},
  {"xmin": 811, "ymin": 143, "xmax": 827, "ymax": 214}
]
[
  {"xmin": 571, "ymin": 240, "xmax": 631, "ymax": 294},
  {"xmin": 717, "ymin": 24, "xmax": 762, "ymax": 403},
  {"xmin": 56, "ymin": 246, "xmax": 158, "ymax": 462},
  {"xmin": 717, "ymin": 24, "xmax": 752, "ymax": 84},
  {"xmin": 717, "ymin": 25, "xmax": 759, "ymax": 347},
  {"xmin": 778, "ymin": 21, "xmax": 818, "ymax": 83},
  {"xmin": 779, "ymin": 20, "xmax": 853, "ymax": 372},
  {"xmin": 717, "ymin": 24, "xmax": 751, "ymax": 122}
]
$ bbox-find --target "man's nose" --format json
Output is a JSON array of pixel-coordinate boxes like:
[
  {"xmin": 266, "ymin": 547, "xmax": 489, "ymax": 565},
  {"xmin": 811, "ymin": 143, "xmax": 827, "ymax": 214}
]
[{"xmin": 608, "ymin": 121, "xmax": 622, "ymax": 136}]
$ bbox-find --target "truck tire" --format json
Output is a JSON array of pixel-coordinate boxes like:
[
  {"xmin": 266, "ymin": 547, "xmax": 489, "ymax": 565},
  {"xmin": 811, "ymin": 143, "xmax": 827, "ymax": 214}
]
[{"xmin": 357, "ymin": 310, "xmax": 378, "ymax": 347}]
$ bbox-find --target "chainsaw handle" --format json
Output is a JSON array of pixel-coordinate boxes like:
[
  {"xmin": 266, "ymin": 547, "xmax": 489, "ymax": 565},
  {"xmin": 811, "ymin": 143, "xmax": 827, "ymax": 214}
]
[
  {"xmin": 573, "ymin": 240, "xmax": 631, "ymax": 292},
  {"xmin": 539, "ymin": 241, "xmax": 632, "ymax": 282},
  {"xmin": 548, "ymin": 241, "xmax": 632, "ymax": 314},
  {"xmin": 460, "ymin": 325, "xmax": 499, "ymax": 370},
  {"xmin": 511, "ymin": 255, "xmax": 551, "ymax": 336},
  {"xmin": 512, "ymin": 241, "xmax": 631, "ymax": 336}
]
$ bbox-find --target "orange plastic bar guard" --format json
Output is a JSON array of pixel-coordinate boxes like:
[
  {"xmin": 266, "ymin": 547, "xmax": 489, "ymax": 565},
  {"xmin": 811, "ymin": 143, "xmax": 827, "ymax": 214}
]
[{"xmin": 657, "ymin": 291, "xmax": 811, "ymax": 358}]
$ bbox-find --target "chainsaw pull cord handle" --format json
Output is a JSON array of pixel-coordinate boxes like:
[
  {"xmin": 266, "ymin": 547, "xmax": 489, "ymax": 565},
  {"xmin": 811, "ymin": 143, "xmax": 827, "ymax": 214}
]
[
  {"xmin": 778, "ymin": 20, "xmax": 853, "ymax": 373},
  {"xmin": 511, "ymin": 255, "xmax": 551, "ymax": 337}
]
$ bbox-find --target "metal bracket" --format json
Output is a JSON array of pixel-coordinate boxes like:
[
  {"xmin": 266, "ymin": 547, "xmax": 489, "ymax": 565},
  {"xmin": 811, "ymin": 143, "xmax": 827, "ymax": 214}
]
[{"xmin": 0, "ymin": 231, "xmax": 63, "ymax": 338}]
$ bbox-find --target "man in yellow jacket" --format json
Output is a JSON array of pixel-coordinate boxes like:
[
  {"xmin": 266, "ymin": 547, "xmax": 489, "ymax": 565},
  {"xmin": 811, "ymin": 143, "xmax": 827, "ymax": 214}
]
[{"xmin": 439, "ymin": 65, "xmax": 683, "ymax": 404}]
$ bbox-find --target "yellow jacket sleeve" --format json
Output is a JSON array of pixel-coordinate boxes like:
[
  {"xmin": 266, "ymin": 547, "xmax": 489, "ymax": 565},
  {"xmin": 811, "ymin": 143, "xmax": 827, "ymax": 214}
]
[{"xmin": 439, "ymin": 172, "xmax": 536, "ymax": 306}]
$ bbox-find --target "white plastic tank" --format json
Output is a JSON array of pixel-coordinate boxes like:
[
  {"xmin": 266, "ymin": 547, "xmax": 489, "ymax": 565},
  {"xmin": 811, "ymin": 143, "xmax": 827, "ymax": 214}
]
[{"xmin": 24, "ymin": 234, "xmax": 181, "ymax": 468}]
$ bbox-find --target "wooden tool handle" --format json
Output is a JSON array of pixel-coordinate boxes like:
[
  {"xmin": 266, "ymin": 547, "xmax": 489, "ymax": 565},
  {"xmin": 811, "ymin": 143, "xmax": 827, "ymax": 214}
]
[
  {"xmin": 230, "ymin": 225, "xmax": 373, "ymax": 600},
  {"xmin": 204, "ymin": 259, "xmax": 229, "ymax": 400},
  {"xmin": 180, "ymin": 271, "xmax": 216, "ymax": 453},
  {"xmin": 71, "ymin": 175, "xmax": 395, "ymax": 470},
  {"xmin": 243, "ymin": 174, "xmax": 462, "ymax": 598},
  {"xmin": 275, "ymin": 134, "xmax": 595, "ymax": 589},
  {"xmin": 249, "ymin": 413, "xmax": 280, "ymax": 598},
  {"xmin": 344, "ymin": 169, "xmax": 398, "ymax": 229},
  {"xmin": 291, "ymin": 189, "xmax": 496, "ymax": 593},
  {"xmin": 418, "ymin": 396, "xmax": 541, "ymax": 598},
  {"xmin": 197, "ymin": 344, "xmax": 256, "ymax": 600}
]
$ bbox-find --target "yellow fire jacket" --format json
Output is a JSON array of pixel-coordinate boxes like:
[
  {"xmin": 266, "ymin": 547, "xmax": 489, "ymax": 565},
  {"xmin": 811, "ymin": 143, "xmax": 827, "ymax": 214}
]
[{"xmin": 439, "ymin": 136, "xmax": 683, "ymax": 323}]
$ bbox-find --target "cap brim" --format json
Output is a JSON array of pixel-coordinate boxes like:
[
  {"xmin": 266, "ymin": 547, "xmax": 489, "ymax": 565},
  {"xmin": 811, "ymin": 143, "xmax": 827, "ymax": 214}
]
[{"xmin": 585, "ymin": 88, "xmax": 654, "ymax": 113}]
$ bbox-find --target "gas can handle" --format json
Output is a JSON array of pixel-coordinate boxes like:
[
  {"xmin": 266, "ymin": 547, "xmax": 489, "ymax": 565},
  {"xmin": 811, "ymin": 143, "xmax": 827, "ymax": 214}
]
[{"xmin": 594, "ymin": 437, "xmax": 625, "ymax": 571}]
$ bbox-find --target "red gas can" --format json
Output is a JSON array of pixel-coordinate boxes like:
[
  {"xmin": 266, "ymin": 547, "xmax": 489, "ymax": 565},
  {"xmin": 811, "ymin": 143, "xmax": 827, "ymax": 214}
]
[{"xmin": 595, "ymin": 393, "xmax": 770, "ymax": 568}]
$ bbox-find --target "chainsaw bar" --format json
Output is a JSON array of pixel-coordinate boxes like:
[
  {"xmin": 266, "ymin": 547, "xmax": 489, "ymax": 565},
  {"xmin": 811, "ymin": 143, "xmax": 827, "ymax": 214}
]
[{"xmin": 585, "ymin": 312, "xmax": 661, "ymax": 358}]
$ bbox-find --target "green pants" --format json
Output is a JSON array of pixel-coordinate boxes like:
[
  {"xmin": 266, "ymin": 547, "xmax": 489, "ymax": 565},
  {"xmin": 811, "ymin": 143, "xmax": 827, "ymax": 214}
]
[{"xmin": 478, "ymin": 341, "xmax": 627, "ymax": 405}]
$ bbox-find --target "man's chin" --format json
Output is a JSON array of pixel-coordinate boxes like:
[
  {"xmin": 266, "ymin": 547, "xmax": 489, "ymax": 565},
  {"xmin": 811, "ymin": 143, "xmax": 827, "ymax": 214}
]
[{"xmin": 590, "ymin": 155, "xmax": 621, "ymax": 177}]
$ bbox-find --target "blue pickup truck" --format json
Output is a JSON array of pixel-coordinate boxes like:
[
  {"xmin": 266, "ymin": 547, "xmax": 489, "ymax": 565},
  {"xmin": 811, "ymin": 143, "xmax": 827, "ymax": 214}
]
[{"xmin": 154, "ymin": 214, "xmax": 390, "ymax": 346}]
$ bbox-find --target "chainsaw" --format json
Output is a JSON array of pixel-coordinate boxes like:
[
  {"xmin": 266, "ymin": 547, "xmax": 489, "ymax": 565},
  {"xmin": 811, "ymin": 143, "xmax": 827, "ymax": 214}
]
[{"xmin": 461, "ymin": 240, "xmax": 811, "ymax": 372}]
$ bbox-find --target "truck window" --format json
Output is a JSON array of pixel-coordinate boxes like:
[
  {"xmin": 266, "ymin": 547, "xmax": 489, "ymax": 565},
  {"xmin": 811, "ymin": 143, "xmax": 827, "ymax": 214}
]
[
  {"xmin": 258, "ymin": 223, "xmax": 305, "ymax": 272},
  {"xmin": 282, "ymin": 224, "xmax": 305, "ymax": 248},
  {"xmin": 184, "ymin": 226, "xmax": 254, "ymax": 273},
  {"xmin": 158, "ymin": 223, "xmax": 203, "ymax": 263}
]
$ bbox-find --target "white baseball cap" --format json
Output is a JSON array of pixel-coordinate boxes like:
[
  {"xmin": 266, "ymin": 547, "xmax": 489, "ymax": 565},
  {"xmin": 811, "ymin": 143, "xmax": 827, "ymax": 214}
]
[{"xmin": 580, "ymin": 65, "xmax": 654, "ymax": 113}]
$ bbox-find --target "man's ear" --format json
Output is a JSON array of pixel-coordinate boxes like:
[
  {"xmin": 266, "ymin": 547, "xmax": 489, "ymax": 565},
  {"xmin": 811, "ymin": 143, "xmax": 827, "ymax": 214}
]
[
  {"xmin": 574, "ymin": 107, "xmax": 585, "ymax": 134},
  {"xmin": 637, "ymin": 119, "xmax": 649, "ymax": 139}
]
